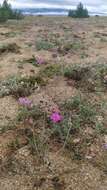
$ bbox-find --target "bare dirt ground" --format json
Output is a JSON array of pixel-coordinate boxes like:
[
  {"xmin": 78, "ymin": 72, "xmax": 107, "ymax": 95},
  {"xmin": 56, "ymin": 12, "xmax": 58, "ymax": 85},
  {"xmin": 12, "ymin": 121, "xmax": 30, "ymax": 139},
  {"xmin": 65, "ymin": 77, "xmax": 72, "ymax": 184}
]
[{"xmin": 0, "ymin": 16, "xmax": 107, "ymax": 190}]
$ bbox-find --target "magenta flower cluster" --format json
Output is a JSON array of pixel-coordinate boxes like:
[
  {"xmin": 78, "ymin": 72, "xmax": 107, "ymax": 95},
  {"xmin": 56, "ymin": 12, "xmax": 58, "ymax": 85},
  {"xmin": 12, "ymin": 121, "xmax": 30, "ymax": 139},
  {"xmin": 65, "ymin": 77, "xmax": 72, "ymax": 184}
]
[
  {"xmin": 18, "ymin": 97, "xmax": 63, "ymax": 124},
  {"xmin": 19, "ymin": 97, "xmax": 32, "ymax": 107},
  {"xmin": 50, "ymin": 112, "xmax": 63, "ymax": 123}
]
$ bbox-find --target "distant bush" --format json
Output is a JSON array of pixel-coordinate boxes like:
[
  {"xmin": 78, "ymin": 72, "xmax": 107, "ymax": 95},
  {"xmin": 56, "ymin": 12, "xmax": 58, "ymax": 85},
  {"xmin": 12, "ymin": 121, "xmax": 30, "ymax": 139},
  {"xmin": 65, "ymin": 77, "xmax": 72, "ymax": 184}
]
[
  {"xmin": 0, "ymin": 0, "xmax": 23, "ymax": 22},
  {"xmin": 68, "ymin": 2, "xmax": 89, "ymax": 18}
]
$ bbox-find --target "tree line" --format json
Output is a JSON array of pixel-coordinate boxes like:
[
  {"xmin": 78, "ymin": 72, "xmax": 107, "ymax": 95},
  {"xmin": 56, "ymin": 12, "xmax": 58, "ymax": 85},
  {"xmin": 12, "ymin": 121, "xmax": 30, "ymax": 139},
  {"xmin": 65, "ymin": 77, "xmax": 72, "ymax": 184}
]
[
  {"xmin": 0, "ymin": 1, "xmax": 89, "ymax": 22},
  {"xmin": 0, "ymin": 0, "xmax": 23, "ymax": 22},
  {"xmin": 68, "ymin": 2, "xmax": 89, "ymax": 18}
]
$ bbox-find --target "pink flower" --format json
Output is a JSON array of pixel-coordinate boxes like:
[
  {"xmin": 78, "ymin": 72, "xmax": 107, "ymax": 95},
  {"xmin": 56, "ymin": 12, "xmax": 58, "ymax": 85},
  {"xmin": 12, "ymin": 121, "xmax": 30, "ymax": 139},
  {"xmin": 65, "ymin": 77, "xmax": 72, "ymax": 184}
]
[
  {"xmin": 50, "ymin": 112, "xmax": 63, "ymax": 123},
  {"xmin": 19, "ymin": 97, "xmax": 32, "ymax": 107},
  {"xmin": 103, "ymin": 144, "xmax": 107, "ymax": 150},
  {"xmin": 36, "ymin": 57, "xmax": 45, "ymax": 65}
]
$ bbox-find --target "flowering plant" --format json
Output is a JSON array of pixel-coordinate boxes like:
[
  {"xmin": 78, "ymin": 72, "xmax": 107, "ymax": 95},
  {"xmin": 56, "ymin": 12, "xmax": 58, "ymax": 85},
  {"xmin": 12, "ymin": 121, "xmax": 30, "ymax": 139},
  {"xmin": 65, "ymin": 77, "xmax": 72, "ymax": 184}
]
[
  {"xmin": 50, "ymin": 112, "xmax": 63, "ymax": 123},
  {"xmin": 19, "ymin": 97, "xmax": 32, "ymax": 107},
  {"xmin": 36, "ymin": 57, "xmax": 45, "ymax": 65}
]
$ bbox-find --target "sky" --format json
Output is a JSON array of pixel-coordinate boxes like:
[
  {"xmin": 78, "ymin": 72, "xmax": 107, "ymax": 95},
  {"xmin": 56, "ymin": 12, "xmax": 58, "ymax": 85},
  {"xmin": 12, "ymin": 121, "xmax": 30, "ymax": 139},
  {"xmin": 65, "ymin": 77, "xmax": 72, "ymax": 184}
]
[{"xmin": 0, "ymin": 0, "xmax": 107, "ymax": 14}]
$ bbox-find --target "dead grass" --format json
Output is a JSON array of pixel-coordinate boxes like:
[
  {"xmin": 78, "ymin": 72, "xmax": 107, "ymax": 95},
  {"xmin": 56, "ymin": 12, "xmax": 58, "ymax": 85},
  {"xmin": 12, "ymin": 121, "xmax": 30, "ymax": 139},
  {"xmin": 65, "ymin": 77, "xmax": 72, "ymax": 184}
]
[{"xmin": 0, "ymin": 43, "xmax": 20, "ymax": 55}]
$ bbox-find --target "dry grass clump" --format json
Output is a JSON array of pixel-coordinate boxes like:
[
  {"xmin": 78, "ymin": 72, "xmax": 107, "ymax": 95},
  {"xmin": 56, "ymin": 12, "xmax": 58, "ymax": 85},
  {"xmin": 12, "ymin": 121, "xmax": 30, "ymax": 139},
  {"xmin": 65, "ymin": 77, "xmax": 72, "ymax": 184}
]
[{"xmin": 0, "ymin": 43, "xmax": 20, "ymax": 55}]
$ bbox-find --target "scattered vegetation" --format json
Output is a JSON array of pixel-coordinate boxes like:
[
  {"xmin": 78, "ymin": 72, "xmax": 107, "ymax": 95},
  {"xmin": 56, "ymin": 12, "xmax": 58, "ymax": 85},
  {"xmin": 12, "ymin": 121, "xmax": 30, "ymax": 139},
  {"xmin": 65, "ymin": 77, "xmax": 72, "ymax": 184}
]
[
  {"xmin": 28, "ymin": 133, "xmax": 48, "ymax": 160},
  {"xmin": 39, "ymin": 64, "xmax": 61, "ymax": 78},
  {"xmin": 59, "ymin": 94, "xmax": 106, "ymax": 159},
  {"xmin": 0, "ymin": 31, "xmax": 20, "ymax": 37},
  {"xmin": 17, "ymin": 103, "xmax": 49, "ymax": 161},
  {"xmin": 64, "ymin": 63, "xmax": 107, "ymax": 92},
  {"xmin": 15, "ymin": 93, "xmax": 105, "ymax": 161},
  {"xmin": 17, "ymin": 56, "xmax": 47, "ymax": 68},
  {"xmin": 36, "ymin": 40, "xmax": 54, "ymax": 50},
  {"xmin": 17, "ymin": 105, "xmax": 43, "ymax": 122},
  {"xmin": 56, "ymin": 41, "xmax": 85, "ymax": 56},
  {"xmin": 1, "ymin": 15, "xmax": 107, "ymax": 190},
  {"xmin": 0, "ymin": 75, "xmax": 46, "ymax": 98},
  {"xmin": 0, "ymin": 123, "xmax": 16, "ymax": 134},
  {"xmin": 7, "ymin": 138, "xmax": 20, "ymax": 150}
]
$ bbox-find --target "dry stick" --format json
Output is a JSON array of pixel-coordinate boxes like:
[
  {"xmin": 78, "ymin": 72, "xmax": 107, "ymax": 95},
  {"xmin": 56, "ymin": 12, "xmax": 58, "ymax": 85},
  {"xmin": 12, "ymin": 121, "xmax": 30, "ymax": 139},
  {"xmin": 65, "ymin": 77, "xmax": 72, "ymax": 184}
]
[
  {"xmin": 55, "ymin": 117, "xmax": 72, "ymax": 157},
  {"xmin": 32, "ymin": 122, "xmax": 40, "ymax": 159},
  {"xmin": 62, "ymin": 121, "xmax": 72, "ymax": 150},
  {"xmin": 62, "ymin": 57, "xmax": 72, "ymax": 151},
  {"xmin": 42, "ymin": 111, "xmax": 48, "ymax": 162},
  {"xmin": 39, "ymin": 111, "xmax": 49, "ymax": 160}
]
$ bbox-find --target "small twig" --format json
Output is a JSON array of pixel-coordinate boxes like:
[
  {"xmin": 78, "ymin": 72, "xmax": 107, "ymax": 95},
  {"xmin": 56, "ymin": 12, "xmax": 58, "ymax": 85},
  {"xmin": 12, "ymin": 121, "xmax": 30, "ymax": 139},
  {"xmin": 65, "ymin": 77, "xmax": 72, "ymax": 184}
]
[
  {"xmin": 32, "ymin": 123, "xmax": 40, "ymax": 158},
  {"xmin": 55, "ymin": 117, "xmax": 72, "ymax": 156}
]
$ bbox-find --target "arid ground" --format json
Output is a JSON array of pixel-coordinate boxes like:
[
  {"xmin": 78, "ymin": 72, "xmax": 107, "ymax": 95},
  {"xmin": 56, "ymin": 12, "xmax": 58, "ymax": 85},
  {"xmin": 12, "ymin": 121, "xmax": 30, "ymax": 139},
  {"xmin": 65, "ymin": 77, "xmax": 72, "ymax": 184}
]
[{"xmin": 0, "ymin": 16, "xmax": 107, "ymax": 190}]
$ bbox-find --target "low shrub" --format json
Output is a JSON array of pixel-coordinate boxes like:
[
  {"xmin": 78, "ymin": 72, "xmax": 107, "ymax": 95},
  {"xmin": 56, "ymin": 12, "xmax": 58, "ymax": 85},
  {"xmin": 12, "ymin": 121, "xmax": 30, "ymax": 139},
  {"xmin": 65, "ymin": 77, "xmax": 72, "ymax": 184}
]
[
  {"xmin": 0, "ymin": 43, "xmax": 20, "ymax": 55},
  {"xmin": 40, "ymin": 64, "xmax": 61, "ymax": 78},
  {"xmin": 17, "ymin": 105, "xmax": 43, "ymax": 122},
  {"xmin": 0, "ymin": 75, "xmax": 46, "ymax": 98},
  {"xmin": 36, "ymin": 40, "xmax": 54, "ymax": 50}
]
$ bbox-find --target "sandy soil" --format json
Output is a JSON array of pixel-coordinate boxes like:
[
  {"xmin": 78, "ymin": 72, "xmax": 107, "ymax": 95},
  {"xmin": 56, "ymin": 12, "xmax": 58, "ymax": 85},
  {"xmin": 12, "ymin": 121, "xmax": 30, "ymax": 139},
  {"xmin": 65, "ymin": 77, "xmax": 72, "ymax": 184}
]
[{"xmin": 0, "ymin": 16, "xmax": 107, "ymax": 190}]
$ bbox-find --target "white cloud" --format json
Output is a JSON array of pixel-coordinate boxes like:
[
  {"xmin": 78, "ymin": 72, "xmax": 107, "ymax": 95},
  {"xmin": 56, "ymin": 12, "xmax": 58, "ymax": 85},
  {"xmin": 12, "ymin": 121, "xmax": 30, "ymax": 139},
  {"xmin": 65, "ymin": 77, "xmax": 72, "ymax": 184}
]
[
  {"xmin": 2, "ymin": 0, "xmax": 105, "ymax": 8},
  {"xmin": 0, "ymin": 0, "xmax": 106, "ymax": 14}
]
